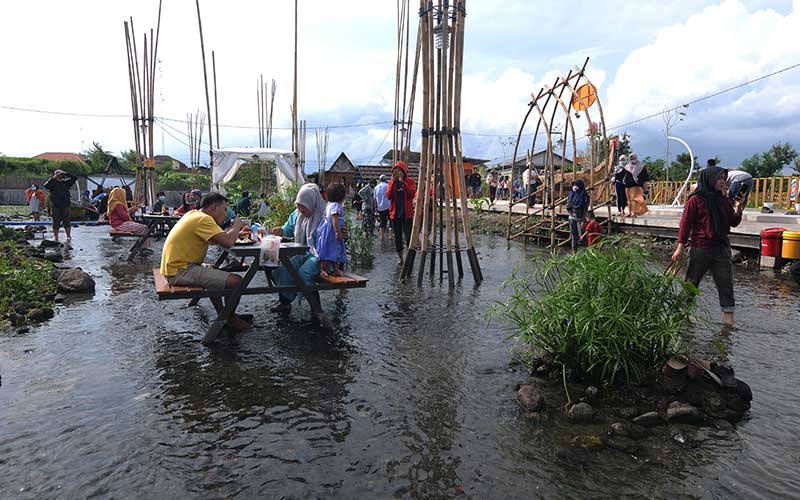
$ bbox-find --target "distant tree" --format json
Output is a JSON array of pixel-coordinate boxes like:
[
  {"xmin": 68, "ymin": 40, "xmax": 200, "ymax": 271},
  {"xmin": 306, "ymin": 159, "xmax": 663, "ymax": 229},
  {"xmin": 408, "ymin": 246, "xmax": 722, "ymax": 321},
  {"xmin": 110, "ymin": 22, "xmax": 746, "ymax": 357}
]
[
  {"xmin": 741, "ymin": 143, "xmax": 798, "ymax": 177},
  {"xmin": 119, "ymin": 149, "xmax": 138, "ymax": 170},
  {"xmin": 618, "ymin": 133, "xmax": 632, "ymax": 158},
  {"xmin": 82, "ymin": 142, "xmax": 115, "ymax": 173},
  {"xmin": 642, "ymin": 156, "xmax": 665, "ymax": 179},
  {"xmin": 794, "ymin": 157, "xmax": 800, "ymax": 176},
  {"xmin": 669, "ymin": 152, "xmax": 698, "ymax": 181}
]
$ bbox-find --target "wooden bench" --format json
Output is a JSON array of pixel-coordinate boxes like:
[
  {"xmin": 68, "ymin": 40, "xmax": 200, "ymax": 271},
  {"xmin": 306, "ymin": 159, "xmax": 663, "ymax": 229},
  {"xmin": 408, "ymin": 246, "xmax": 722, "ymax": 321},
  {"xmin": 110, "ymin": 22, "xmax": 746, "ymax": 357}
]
[
  {"xmin": 318, "ymin": 271, "xmax": 368, "ymax": 288},
  {"xmin": 110, "ymin": 229, "xmax": 139, "ymax": 241},
  {"xmin": 153, "ymin": 269, "xmax": 214, "ymax": 300}
]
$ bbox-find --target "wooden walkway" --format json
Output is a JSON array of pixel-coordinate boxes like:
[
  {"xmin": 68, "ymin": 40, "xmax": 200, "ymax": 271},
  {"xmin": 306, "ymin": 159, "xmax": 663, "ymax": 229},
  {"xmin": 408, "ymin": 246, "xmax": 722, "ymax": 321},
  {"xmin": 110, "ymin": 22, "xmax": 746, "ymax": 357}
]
[{"xmin": 475, "ymin": 200, "xmax": 800, "ymax": 251}]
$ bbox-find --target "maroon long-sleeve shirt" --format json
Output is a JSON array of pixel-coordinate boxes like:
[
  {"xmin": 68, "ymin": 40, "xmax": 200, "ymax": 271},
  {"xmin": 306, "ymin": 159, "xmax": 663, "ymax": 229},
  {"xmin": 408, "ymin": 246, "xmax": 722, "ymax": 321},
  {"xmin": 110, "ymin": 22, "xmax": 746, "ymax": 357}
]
[{"xmin": 677, "ymin": 195, "xmax": 742, "ymax": 248}]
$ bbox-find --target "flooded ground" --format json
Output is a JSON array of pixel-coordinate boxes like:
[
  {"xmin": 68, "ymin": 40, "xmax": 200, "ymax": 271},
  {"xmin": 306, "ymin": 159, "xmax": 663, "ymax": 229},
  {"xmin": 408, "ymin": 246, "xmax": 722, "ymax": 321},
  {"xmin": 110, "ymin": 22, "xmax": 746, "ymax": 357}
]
[{"xmin": 1, "ymin": 225, "xmax": 798, "ymax": 499}]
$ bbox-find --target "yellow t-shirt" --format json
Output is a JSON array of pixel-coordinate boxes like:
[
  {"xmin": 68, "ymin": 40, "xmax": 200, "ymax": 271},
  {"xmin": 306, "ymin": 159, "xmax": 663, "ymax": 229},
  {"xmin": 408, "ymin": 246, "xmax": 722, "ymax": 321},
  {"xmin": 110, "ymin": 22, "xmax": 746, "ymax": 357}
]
[{"xmin": 160, "ymin": 210, "xmax": 224, "ymax": 276}]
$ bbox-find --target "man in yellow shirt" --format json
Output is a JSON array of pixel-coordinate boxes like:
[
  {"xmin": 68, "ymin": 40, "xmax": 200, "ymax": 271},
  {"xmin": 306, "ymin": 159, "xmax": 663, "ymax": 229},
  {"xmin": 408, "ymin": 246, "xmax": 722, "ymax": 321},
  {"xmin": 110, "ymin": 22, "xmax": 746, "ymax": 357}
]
[{"xmin": 160, "ymin": 192, "xmax": 250, "ymax": 330}]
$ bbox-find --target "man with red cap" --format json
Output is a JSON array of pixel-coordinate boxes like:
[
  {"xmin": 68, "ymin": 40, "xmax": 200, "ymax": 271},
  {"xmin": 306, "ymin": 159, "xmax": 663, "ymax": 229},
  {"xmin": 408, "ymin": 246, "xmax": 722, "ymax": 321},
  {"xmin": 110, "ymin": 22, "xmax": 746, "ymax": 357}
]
[{"xmin": 386, "ymin": 160, "xmax": 416, "ymax": 264}]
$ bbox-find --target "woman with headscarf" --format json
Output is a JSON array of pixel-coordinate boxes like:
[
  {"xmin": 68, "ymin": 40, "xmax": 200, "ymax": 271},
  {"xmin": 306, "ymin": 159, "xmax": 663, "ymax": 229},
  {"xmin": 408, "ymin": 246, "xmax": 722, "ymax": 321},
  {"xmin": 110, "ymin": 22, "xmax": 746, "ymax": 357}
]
[
  {"xmin": 612, "ymin": 155, "xmax": 628, "ymax": 216},
  {"xmin": 673, "ymin": 166, "xmax": 744, "ymax": 326},
  {"xmin": 622, "ymin": 153, "xmax": 650, "ymax": 217},
  {"xmin": 567, "ymin": 179, "xmax": 591, "ymax": 252},
  {"xmin": 269, "ymin": 183, "xmax": 326, "ymax": 313},
  {"xmin": 107, "ymin": 187, "xmax": 148, "ymax": 235}
]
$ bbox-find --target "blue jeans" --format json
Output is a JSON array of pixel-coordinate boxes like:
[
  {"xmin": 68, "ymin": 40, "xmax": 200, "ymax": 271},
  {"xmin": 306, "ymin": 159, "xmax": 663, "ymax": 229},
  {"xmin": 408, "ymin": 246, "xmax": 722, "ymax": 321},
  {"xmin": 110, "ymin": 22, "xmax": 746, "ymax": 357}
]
[{"xmin": 274, "ymin": 253, "xmax": 320, "ymax": 303}]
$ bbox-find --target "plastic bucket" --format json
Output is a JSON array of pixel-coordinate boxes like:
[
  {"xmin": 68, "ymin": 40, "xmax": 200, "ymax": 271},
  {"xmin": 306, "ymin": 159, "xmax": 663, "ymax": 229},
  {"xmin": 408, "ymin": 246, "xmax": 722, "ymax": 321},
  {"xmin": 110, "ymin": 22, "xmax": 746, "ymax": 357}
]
[
  {"xmin": 781, "ymin": 231, "xmax": 800, "ymax": 260},
  {"xmin": 760, "ymin": 227, "xmax": 785, "ymax": 257}
]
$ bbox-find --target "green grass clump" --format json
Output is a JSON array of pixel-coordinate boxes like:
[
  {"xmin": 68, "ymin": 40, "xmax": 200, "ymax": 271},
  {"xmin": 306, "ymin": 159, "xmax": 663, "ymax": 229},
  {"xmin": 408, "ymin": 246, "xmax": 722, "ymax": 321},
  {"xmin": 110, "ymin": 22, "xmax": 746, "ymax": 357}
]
[
  {"xmin": 0, "ymin": 241, "xmax": 56, "ymax": 319},
  {"xmin": 492, "ymin": 238, "xmax": 698, "ymax": 385}
]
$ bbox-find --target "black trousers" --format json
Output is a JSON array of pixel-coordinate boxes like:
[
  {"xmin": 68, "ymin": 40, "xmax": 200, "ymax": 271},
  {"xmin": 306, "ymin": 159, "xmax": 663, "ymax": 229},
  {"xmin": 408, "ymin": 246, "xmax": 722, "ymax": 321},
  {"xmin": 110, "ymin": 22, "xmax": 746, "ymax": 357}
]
[
  {"xmin": 392, "ymin": 218, "xmax": 413, "ymax": 253},
  {"xmin": 686, "ymin": 245, "xmax": 735, "ymax": 312}
]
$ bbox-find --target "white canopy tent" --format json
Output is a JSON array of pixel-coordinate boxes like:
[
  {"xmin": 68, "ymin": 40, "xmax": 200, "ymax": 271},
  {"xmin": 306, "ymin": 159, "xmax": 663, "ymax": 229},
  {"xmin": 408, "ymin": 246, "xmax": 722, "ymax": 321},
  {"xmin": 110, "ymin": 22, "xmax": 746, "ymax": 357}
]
[{"xmin": 211, "ymin": 147, "xmax": 303, "ymax": 194}]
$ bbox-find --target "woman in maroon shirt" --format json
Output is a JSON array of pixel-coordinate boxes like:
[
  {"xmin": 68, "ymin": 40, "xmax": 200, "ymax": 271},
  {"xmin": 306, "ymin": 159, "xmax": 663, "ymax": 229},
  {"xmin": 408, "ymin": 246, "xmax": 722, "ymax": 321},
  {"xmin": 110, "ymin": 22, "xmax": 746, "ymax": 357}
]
[{"xmin": 672, "ymin": 165, "xmax": 744, "ymax": 326}]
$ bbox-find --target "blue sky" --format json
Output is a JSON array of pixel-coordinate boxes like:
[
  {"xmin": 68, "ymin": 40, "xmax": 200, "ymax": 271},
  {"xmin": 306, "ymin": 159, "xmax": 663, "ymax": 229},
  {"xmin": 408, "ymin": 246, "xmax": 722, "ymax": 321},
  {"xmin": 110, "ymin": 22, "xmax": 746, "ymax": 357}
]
[{"xmin": 0, "ymin": 0, "xmax": 798, "ymax": 173}]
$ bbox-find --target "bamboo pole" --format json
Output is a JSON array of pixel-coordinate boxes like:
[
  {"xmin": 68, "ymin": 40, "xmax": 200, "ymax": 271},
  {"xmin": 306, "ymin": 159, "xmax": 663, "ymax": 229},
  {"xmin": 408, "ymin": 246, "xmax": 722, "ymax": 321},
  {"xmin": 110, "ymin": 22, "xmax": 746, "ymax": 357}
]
[
  {"xmin": 194, "ymin": 0, "xmax": 214, "ymax": 189},
  {"xmin": 292, "ymin": 0, "xmax": 298, "ymax": 157}
]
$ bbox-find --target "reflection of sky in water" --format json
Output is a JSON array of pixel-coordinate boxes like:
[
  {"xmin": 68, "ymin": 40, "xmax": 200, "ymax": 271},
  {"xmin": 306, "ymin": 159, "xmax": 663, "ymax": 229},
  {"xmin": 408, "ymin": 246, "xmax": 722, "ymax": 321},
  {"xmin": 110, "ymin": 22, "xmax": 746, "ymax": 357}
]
[{"xmin": 0, "ymin": 226, "xmax": 798, "ymax": 499}]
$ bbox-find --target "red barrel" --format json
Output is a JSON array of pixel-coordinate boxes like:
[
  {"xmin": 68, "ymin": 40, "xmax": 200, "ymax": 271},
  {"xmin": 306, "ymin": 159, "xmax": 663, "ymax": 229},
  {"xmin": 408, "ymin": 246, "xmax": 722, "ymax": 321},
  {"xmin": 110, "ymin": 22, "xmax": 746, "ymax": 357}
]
[{"xmin": 761, "ymin": 228, "xmax": 786, "ymax": 257}]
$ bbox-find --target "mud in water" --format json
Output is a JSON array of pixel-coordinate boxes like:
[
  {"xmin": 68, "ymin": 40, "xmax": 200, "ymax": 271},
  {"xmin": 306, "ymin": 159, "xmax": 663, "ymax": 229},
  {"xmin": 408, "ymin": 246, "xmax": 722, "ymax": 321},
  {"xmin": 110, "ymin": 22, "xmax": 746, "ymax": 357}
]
[{"xmin": 1, "ymin": 225, "xmax": 798, "ymax": 499}]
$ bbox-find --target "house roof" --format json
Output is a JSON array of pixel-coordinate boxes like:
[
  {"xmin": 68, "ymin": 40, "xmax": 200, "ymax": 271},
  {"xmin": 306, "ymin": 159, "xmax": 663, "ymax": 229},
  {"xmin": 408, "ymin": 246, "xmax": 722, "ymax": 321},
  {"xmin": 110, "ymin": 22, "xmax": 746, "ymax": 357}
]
[
  {"xmin": 381, "ymin": 149, "xmax": 489, "ymax": 166},
  {"xmin": 491, "ymin": 149, "xmax": 574, "ymax": 170},
  {"xmin": 154, "ymin": 154, "xmax": 189, "ymax": 170},
  {"xmin": 33, "ymin": 152, "xmax": 86, "ymax": 163},
  {"xmin": 327, "ymin": 152, "xmax": 356, "ymax": 173}
]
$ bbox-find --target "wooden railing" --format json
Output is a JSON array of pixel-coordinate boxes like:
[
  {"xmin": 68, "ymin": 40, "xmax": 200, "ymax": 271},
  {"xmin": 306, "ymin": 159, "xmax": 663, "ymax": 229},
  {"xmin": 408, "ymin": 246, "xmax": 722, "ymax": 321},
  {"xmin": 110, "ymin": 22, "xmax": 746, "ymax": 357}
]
[{"xmin": 648, "ymin": 175, "xmax": 800, "ymax": 209}]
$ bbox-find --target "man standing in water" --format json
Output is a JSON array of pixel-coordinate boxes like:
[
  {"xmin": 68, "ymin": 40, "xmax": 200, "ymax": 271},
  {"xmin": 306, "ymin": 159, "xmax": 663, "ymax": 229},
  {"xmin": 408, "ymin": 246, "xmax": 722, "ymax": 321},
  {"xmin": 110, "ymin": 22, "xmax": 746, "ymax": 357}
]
[
  {"xmin": 44, "ymin": 169, "xmax": 78, "ymax": 242},
  {"xmin": 160, "ymin": 193, "xmax": 250, "ymax": 331},
  {"xmin": 672, "ymin": 165, "xmax": 744, "ymax": 326}
]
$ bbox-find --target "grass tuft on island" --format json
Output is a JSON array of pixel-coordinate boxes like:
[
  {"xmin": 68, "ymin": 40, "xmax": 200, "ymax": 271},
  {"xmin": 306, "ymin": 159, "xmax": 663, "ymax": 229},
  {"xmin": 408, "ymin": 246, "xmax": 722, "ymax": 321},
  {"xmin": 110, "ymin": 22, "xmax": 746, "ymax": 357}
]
[
  {"xmin": 0, "ymin": 227, "xmax": 56, "ymax": 324},
  {"xmin": 492, "ymin": 236, "xmax": 699, "ymax": 386}
]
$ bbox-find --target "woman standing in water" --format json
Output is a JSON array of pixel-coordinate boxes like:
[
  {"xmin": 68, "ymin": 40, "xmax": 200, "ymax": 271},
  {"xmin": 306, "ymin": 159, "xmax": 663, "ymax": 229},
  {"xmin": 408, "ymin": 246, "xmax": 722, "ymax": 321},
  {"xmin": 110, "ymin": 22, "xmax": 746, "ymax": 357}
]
[
  {"xmin": 672, "ymin": 165, "xmax": 744, "ymax": 326},
  {"xmin": 622, "ymin": 153, "xmax": 649, "ymax": 217}
]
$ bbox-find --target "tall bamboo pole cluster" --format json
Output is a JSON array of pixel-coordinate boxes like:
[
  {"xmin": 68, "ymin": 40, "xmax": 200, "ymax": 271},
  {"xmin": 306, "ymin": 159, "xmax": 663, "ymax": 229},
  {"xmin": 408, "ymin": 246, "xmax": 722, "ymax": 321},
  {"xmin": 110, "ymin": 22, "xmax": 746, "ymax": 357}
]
[
  {"xmin": 194, "ymin": 0, "xmax": 216, "ymax": 189},
  {"xmin": 255, "ymin": 76, "xmax": 277, "ymax": 194},
  {"xmin": 123, "ymin": 1, "xmax": 162, "ymax": 210},
  {"xmin": 504, "ymin": 58, "xmax": 612, "ymax": 247},
  {"xmin": 400, "ymin": 0, "xmax": 482, "ymax": 287},
  {"xmin": 186, "ymin": 111, "xmax": 206, "ymax": 189},
  {"xmin": 291, "ymin": 0, "xmax": 299, "ymax": 160},
  {"xmin": 297, "ymin": 119, "xmax": 307, "ymax": 172},
  {"xmin": 315, "ymin": 128, "xmax": 330, "ymax": 186},
  {"xmin": 256, "ymin": 75, "xmax": 276, "ymax": 148},
  {"xmin": 392, "ymin": 0, "xmax": 421, "ymax": 166}
]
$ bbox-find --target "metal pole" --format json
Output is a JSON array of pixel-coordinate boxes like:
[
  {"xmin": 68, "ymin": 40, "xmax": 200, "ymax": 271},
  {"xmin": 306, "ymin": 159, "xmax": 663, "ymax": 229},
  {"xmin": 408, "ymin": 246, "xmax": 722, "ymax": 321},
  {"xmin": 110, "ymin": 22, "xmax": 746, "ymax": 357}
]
[{"xmin": 668, "ymin": 136, "xmax": 695, "ymax": 206}]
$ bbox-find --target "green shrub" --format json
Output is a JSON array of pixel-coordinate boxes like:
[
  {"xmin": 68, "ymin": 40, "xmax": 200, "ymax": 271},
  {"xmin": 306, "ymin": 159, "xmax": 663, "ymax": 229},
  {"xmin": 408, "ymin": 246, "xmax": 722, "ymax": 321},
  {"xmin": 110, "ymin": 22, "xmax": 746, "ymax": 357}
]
[
  {"xmin": 0, "ymin": 241, "xmax": 55, "ymax": 318},
  {"xmin": 0, "ymin": 156, "xmax": 89, "ymax": 177},
  {"xmin": 345, "ymin": 219, "xmax": 375, "ymax": 269},
  {"xmin": 491, "ymin": 238, "xmax": 698, "ymax": 385}
]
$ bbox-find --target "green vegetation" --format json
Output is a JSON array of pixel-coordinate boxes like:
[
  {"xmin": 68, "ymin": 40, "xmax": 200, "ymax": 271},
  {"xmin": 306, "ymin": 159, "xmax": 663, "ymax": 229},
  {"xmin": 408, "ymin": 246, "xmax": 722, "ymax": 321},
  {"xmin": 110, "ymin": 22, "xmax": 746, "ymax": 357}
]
[
  {"xmin": 0, "ymin": 156, "xmax": 89, "ymax": 178},
  {"xmin": 741, "ymin": 142, "xmax": 798, "ymax": 177},
  {"xmin": 345, "ymin": 220, "xmax": 375, "ymax": 268},
  {"xmin": 491, "ymin": 238, "xmax": 698, "ymax": 385},
  {"xmin": 0, "ymin": 229, "xmax": 55, "ymax": 320}
]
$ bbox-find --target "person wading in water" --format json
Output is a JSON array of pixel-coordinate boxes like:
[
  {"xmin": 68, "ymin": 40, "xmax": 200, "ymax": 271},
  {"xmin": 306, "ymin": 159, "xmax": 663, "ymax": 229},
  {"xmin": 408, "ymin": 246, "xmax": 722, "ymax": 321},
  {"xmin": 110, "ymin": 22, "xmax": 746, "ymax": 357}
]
[{"xmin": 672, "ymin": 165, "xmax": 744, "ymax": 326}]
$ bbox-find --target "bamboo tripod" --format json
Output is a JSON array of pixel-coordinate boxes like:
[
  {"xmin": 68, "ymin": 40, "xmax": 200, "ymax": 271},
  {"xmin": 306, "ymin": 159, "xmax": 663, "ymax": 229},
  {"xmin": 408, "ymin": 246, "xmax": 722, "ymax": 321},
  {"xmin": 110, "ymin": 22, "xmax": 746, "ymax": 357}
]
[
  {"xmin": 186, "ymin": 111, "xmax": 205, "ymax": 188},
  {"xmin": 505, "ymin": 58, "xmax": 613, "ymax": 247},
  {"xmin": 400, "ymin": 0, "xmax": 482, "ymax": 287},
  {"xmin": 315, "ymin": 128, "xmax": 330, "ymax": 186},
  {"xmin": 123, "ymin": 1, "xmax": 162, "ymax": 210}
]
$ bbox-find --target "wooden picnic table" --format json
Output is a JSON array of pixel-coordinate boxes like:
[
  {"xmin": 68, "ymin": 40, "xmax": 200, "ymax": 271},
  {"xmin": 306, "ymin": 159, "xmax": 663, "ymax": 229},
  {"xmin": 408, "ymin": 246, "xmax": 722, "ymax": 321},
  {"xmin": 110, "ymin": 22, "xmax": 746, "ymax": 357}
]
[
  {"xmin": 153, "ymin": 241, "xmax": 367, "ymax": 345},
  {"xmin": 127, "ymin": 214, "xmax": 182, "ymax": 261}
]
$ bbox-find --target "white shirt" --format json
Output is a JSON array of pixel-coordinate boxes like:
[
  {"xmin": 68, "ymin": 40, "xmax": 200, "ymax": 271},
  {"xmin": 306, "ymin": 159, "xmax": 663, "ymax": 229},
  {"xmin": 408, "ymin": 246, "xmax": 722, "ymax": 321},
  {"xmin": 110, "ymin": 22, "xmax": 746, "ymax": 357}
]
[
  {"xmin": 374, "ymin": 181, "xmax": 390, "ymax": 211},
  {"xmin": 522, "ymin": 168, "xmax": 530, "ymax": 185}
]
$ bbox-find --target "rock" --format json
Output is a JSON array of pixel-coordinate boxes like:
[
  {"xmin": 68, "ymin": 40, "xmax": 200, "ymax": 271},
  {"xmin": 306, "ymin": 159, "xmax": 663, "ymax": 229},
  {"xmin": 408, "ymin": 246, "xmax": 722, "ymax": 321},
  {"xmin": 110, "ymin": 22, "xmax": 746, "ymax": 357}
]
[
  {"xmin": 570, "ymin": 434, "xmax": 604, "ymax": 449},
  {"xmin": 39, "ymin": 239, "xmax": 63, "ymax": 248},
  {"xmin": 26, "ymin": 308, "xmax": 54, "ymax": 322},
  {"xmin": 56, "ymin": 268, "xmax": 95, "ymax": 294},
  {"xmin": 609, "ymin": 421, "xmax": 648, "ymax": 440},
  {"xmin": 12, "ymin": 301, "xmax": 36, "ymax": 314},
  {"xmin": 568, "ymin": 402, "xmax": 595, "ymax": 423},
  {"xmin": 43, "ymin": 248, "xmax": 64, "ymax": 262},
  {"xmin": 584, "ymin": 386, "xmax": 599, "ymax": 401},
  {"xmin": 15, "ymin": 327, "xmax": 30, "ymax": 335},
  {"xmin": 734, "ymin": 379, "xmax": 753, "ymax": 403},
  {"xmin": 516, "ymin": 384, "xmax": 545, "ymax": 411},
  {"xmin": 731, "ymin": 250, "xmax": 746, "ymax": 264},
  {"xmin": 632, "ymin": 411, "xmax": 663, "ymax": 427},
  {"xmin": 713, "ymin": 419, "xmax": 734, "ymax": 431},
  {"xmin": 666, "ymin": 401, "xmax": 704, "ymax": 424},
  {"xmin": 616, "ymin": 407, "xmax": 639, "ymax": 419},
  {"xmin": 54, "ymin": 294, "xmax": 67, "ymax": 303}
]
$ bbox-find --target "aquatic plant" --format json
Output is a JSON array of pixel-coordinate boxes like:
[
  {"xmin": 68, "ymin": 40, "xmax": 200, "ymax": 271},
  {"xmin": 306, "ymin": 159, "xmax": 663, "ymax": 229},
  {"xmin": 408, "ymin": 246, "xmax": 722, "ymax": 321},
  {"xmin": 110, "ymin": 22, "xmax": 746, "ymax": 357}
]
[
  {"xmin": 0, "ymin": 241, "xmax": 55, "ymax": 320},
  {"xmin": 491, "ymin": 237, "xmax": 698, "ymax": 385},
  {"xmin": 345, "ymin": 219, "xmax": 375, "ymax": 269},
  {"xmin": 469, "ymin": 196, "xmax": 491, "ymax": 212}
]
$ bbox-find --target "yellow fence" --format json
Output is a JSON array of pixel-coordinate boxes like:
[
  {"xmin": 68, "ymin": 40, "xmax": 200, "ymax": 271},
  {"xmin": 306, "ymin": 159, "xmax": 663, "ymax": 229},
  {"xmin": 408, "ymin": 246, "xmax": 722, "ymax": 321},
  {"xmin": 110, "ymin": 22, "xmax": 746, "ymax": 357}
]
[{"xmin": 648, "ymin": 176, "xmax": 800, "ymax": 209}]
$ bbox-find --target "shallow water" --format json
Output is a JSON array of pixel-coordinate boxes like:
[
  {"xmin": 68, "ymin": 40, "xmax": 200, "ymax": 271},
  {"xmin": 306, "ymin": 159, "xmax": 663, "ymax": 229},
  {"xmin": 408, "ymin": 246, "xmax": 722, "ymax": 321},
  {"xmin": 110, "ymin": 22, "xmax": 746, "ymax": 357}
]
[{"xmin": 1, "ymin": 226, "xmax": 798, "ymax": 499}]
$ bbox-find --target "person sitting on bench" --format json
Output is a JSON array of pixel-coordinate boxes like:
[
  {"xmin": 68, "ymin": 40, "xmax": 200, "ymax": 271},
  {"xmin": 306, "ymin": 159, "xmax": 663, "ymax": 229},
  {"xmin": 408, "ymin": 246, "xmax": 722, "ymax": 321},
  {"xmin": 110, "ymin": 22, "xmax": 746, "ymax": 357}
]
[
  {"xmin": 108, "ymin": 187, "xmax": 148, "ymax": 235},
  {"xmin": 160, "ymin": 192, "xmax": 250, "ymax": 331},
  {"xmin": 268, "ymin": 183, "xmax": 326, "ymax": 314}
]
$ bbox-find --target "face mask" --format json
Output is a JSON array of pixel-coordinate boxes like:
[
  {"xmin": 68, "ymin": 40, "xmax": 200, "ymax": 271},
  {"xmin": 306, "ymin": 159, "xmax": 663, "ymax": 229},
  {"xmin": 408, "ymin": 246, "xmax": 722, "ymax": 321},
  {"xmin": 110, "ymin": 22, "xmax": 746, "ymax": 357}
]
[
  {"xmin": 572, "ymin": 186, "xmax": 579, "ymax": 192},
  {"xmin": 159, "ymin": 195, "xmax": 166, "ymax": 201}
]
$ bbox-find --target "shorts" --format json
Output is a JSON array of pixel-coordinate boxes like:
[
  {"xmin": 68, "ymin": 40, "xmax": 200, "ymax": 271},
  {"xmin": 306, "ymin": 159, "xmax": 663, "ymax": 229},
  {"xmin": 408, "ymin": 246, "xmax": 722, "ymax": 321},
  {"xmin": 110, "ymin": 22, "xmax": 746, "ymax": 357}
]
[
  {"xmin": 167, "ymin": 263, "xmax": 230, "ymax": 290},
  {"xmin": 378, "ymin": 209, "xmax": 390, "ymax": 229},
  {"xmin": 51, "ymin": 206, "xmax": 71, "ymax": 229}
]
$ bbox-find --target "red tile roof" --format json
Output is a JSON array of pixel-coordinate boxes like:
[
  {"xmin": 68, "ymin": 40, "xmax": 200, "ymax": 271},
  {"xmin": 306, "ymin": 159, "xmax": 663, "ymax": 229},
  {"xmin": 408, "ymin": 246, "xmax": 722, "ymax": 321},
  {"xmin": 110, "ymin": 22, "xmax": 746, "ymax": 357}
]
[{"xmin": 33, "ymin": 152, "xmax": 86, "ymax": 163}]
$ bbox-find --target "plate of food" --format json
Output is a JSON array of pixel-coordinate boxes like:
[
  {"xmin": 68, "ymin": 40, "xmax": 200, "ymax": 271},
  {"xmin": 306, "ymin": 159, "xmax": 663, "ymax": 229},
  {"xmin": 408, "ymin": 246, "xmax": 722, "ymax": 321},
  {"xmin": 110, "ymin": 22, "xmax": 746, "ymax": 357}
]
[{"xmin": 235, "ymin": 237, "xmax": 256, "ymax": 246}]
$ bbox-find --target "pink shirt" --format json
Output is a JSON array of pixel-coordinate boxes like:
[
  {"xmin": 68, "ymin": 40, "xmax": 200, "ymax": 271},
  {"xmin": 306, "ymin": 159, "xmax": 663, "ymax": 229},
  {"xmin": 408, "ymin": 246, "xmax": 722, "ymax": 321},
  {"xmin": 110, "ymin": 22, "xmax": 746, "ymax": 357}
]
[{"xmin": 109, "ymin": 204, "xmax": 131, "ymax": 229}]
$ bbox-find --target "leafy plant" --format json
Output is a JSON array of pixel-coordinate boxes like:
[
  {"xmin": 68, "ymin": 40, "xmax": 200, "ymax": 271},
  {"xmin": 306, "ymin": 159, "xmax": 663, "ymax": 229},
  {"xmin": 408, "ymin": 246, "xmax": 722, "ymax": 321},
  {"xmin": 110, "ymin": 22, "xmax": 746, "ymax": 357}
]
[
  {"xmin": 469, "ymin": 196, "xmax": 491, "ymax": 212},
  {"xmin": 0, "ymin": 241, "xmax": 55, "ymax": 319},
  {"xmin": 344, "ymin": 217, "xmax": 374, "ymax": 268},
  {"xmin": 491, "ymin": 237, "xmax": 698, "ymax": 385}
]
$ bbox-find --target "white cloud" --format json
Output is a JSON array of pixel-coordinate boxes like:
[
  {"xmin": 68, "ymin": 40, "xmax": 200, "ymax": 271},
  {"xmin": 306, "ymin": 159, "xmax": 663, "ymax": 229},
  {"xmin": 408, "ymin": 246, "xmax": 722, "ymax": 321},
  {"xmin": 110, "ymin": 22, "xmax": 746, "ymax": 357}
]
[{"xmin": 605, "ymin": 0, "xmax": 800, "ymax": 142}]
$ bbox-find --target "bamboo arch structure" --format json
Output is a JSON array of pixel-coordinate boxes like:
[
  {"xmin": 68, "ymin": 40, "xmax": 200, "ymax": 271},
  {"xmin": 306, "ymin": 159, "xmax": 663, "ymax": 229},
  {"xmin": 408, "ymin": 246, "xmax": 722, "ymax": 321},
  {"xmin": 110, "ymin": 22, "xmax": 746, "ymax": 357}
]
[{"xmin": 506, "ymin": 58, "xmax": 614, "ymax": 247}]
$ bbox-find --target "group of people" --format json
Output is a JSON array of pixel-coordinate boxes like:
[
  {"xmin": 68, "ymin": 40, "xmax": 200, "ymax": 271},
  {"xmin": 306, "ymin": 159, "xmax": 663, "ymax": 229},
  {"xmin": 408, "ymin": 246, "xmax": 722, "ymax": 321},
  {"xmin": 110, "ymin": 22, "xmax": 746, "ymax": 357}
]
[
  {"xmin": 155, "ymin": 160, "xmax": 416, "ymax": 331},
  {"xmin": 610, "ymin": 153, "xmax": 651, "ymax": 217}
]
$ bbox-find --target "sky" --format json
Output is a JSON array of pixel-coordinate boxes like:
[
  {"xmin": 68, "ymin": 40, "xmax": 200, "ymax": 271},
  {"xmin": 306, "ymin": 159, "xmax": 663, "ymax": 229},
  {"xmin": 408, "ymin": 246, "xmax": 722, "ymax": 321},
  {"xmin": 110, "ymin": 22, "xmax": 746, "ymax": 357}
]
[{"xmin": 0, "ymin": 0, "xmax": 799, "ymax": 173}]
